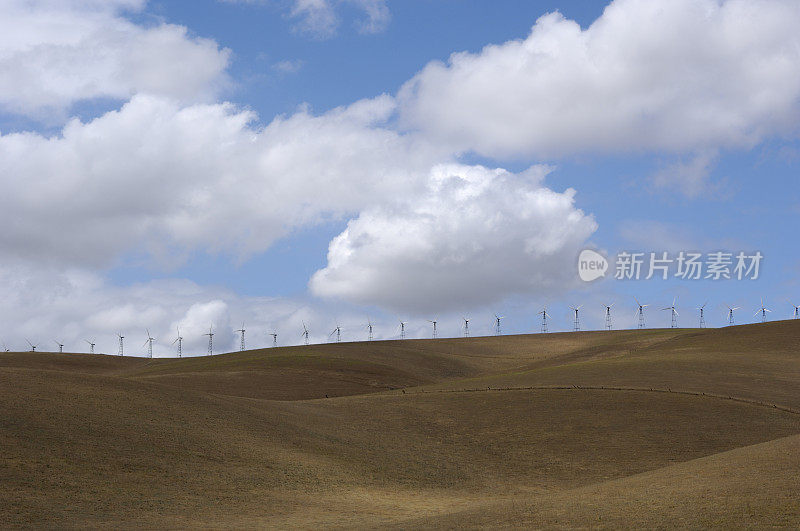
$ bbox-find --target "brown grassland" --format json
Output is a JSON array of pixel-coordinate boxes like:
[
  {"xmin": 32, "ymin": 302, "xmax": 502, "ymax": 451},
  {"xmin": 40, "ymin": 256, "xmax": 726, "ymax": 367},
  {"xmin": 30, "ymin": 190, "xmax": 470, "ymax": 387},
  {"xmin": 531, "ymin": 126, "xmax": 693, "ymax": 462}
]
[{"xmin": 1, "ymin": 320, "xmax": 799, "ymax": 528}]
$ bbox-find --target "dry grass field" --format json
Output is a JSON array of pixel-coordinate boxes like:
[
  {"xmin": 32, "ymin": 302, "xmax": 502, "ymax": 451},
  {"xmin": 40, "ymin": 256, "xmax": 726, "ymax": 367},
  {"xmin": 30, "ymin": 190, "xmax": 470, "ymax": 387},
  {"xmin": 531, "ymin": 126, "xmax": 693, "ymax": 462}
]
[{"xmin": 1, "ymin": 320, "xmax": 799, "ymax": 527}]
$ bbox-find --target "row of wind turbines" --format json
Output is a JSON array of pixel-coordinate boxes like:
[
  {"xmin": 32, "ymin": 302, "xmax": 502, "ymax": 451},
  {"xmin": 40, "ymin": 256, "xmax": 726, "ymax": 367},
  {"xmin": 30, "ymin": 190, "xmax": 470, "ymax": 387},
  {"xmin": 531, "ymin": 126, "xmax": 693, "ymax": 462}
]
[{"xmin": 6, "ymin": 298, "xmax": 798, "ymax": 356}]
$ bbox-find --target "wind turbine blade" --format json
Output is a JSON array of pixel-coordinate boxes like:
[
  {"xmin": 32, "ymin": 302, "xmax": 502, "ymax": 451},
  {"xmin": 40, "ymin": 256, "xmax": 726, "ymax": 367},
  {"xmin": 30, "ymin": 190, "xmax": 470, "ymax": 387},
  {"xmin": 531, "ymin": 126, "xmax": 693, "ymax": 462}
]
[{"xmin": 674, "ymin": 309, "xmax": 679, "ymax": 316}]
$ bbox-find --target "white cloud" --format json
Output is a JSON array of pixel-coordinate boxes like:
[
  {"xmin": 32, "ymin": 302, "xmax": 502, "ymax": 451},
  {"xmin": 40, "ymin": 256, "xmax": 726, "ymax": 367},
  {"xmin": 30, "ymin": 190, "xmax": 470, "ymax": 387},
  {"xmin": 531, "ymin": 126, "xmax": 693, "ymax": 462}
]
[
  {"xmin": 650, "ymin": 150, "xmax": 721, "ymax": 198},
  {"xmin": 398, "ymin": 0, "xmax": 800, "ymax": 159},
  {"xmin": 309, "ymin": 164, "xmax": 597, "ymax": 314},
  {"xmin": 272, "ymin": 59, "xmax": 305, "ymax": 74},
  {"xmin": 0, "ymin": 94, "xmax": 445, "ymax": 268},
  {"xmin": 289, "ymin": 0, "xmax": 339, "ymax": 38},
  {"xmin": 0, "ymin": 263, "xmax": 476, "ymax": 355},
  {"xmin": 0, "ymin": 0, "xmax": 230, "ymax": 120},
  {"xmin": 345, "ymin": 0, "xmax": 390, "ymax": 34},
  {"xmin": 225, "ymin": 0, "xmax": 389, "ymax": 38}
]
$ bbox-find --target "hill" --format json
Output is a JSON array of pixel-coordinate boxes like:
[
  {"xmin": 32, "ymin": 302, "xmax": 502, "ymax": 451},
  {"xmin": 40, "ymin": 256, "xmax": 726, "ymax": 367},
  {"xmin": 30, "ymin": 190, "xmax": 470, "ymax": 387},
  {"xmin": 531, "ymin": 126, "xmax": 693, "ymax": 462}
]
[{"xmin": 1, "ymin": 321, "xmax": 799, "ymax": 527}]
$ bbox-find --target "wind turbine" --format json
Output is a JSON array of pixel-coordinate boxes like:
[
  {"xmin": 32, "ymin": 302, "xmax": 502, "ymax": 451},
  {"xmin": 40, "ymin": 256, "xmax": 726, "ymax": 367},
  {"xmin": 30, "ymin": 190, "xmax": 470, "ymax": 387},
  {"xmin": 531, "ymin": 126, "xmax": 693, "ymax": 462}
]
[
  {"xmin": 53, "ymin": 340, "xmax": 64, "ymax": 353},
  {"xmin": 603, "ymin": 303, "xmax": 614, "ymax": 331},
  {"xmin": 143, "ymin": 329, "xmax": 155, "ymax": 358},
  {"xmin": 494, "ymin": 314, "xmax": 504, "ymax": 336},
  {"xmin": 330, "ymin": 323, "xmax": 342, "ymax": 343},
  {"xmin": 235, "ymin": 323, "xmax": 246, "ymax": 351},
  {"xmin": 84, "ymin": 339, "xmax": 95, "ymax": 354},
  {"xmin": 366, "ymin": 318, "xmax": 373, "ymax": 341},
  {"xmin": 269, "ymin": 331, "xmax": 278, "ymax": 347},
  {"xmin": 791, "ymin": 302, "xmax": 799, "ymax": 320},
  {"xmin": 172, "ymin": 327, "xmax": 183, "ymax": 358},
  {"xmin": 463, "ymin": 317, "xmax": 470, "ymax": 338},
  {"xmin": 26, "ymin": 339, "xmax": 38, "ymax": 352},
  {"xmin": 725, "ymin": 304, "xmax": 739, "ymax": 325},
  {"xmin": 204, "ymin": 326, "xmax": 214, "ymax": 356},
  {"xmin": 634, "ymin": 297, "xmax": 648, "ymax": 329},
  {"xmin": 569, "ymin": 305, "xmax": 582, "ymax": 332},
  {"xmin": 428, "ymin": 319, "xmax": 438, "ymax": 339},
  {"xmin": 539, "ymin": 307, "xmax": 549, "ymax": 333},
  {"xmin": 117, "ymin": 333, "xmax": 125, "ymax": 356},
  {"xmin": 2, "ymin": 341, "xmax": 8, "ymax": 352},
  {"xmin": 698, "ymin": 302, "xmax": 707, "ymax": 328},
  {"xmin": 398, "ymin": 321, "xmax": 406, "ymax": 340},
  {"xmin": 662, "ymin": 297, "xmax": 678, "ymax": 328},
  {"xmin": 754, "ymin": 298, "xmax": 771, "ymax": 323},
  {"xmin": 301, "ymin": 322, "xmax": 309, "ymax": 345}
]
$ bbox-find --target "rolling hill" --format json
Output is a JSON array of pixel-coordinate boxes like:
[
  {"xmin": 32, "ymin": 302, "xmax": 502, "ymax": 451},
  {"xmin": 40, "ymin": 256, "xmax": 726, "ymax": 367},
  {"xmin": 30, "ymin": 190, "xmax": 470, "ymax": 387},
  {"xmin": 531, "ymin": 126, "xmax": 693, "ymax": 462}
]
[{"xmin": 1, "ymin": 320, "xmax": 799, "ymax": 527}]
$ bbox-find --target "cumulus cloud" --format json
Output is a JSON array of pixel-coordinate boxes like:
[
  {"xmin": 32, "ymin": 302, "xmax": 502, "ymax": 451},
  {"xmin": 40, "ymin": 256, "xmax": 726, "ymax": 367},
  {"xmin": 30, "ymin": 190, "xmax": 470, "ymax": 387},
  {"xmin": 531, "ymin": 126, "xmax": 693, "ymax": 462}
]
[
  {"xmin": 0, "ymin": 94, "xmax": 445, "ymax": 268},
  {"xmin": 0, "ymin": 263, "xmax": 451, "ymax": 355},
  {"xmin": 309, "ymin": 164, "xmax": 597, "ymax": 313},
  {"xmin": 398, "ymin": 0, "xmax": 800, "ymax": 159},
  {"xmin": 0, "ymin": 0, "xmax": 230, "ymax": 120}
]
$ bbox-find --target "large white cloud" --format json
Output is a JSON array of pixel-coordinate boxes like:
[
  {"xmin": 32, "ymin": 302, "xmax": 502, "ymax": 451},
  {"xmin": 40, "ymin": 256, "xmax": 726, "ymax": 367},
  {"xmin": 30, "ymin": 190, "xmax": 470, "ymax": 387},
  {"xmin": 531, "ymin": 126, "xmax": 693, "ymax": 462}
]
[
  {"xmin": 309, "ymin": 164, "xmax": 598, "ymax": 313},
  {"xmin": 0, "ymin": 94, "xmax": 444, "ymax": 268},
  {"xmin": 0, "ymin": 262, "xmax": 472, "ymax": 355},
  {"xmin": 398, "ymin": 0, "xmax": 800, "ymax": 159},
  {"xmin": 0, "ymin": 0, "xmax": 230, "ymax": 120}
]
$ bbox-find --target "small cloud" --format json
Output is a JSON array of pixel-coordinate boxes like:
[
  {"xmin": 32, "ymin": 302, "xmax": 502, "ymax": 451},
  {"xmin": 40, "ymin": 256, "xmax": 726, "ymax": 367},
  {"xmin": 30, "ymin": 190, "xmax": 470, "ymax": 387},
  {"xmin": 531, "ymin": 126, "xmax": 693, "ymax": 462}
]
[
  {"xmin": 649, "ymin": 151, "xmax": 728, "ymax": 199},
  {"xmin": 346, "ymin": 0, "xmax": 390, "ymax": 34},
  {"xmin": 272, "ymin": 59, "xmax": 305, "ymax": 74},
  {"xmin": 221, "ymin": 0, "xmax": 389, "ymax": 39}
]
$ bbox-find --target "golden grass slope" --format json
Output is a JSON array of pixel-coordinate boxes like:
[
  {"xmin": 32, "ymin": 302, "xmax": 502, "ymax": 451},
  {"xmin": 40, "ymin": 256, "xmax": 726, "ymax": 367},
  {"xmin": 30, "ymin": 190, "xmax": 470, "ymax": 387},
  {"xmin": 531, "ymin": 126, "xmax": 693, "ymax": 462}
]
[{"xmin": 0, "ymin": 320, "xmax": 799, "ymax": 527}]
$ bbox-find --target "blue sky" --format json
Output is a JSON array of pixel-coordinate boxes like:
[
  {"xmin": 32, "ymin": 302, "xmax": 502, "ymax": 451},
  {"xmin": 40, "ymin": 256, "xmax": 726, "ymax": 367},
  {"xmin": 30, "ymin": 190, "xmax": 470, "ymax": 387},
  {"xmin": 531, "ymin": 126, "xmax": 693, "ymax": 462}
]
[{"xmin": 0, "ymin": 0, "xmax": 798, "ymax": 354}]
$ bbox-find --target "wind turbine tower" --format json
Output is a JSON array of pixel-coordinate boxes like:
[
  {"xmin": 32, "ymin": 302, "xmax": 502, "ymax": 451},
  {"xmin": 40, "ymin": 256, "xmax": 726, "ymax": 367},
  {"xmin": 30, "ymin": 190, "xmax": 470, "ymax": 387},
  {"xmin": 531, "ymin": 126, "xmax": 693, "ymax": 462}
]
[
  {"xmin": 26, "ymin": 339, "xmax": 37, "ymax": 352},
  {"xmin": 301, "ymin": 322, "xmax": 309, "ymax": 345},
  {"xmin": 330, "ymin": 324, "xmax": 341, "ymax": 343},
  {"xmin": 236, "ymin": 323, "xmax": 246, "ymax": 351},
  {"xmin": 634, "ymin": 298, "xmax": 648, "ymax": 329},
  {"xmin": 726, "ymin": 305, "xmax": 739, "ymax": 325},
  {"xmin": 367, "ymin": 319, "xmax": 373, "ymax": 341},
  {"xmin": 399, "ymin": 321, "xmax": 406, "ymax": 340},
  {"xmin": 270, "ymin": 332, "xmax": 278, "ymax": 347},
  {"xmin": 143, "ymin": 329, "xmax": 155, "ymax": 358},
  {"xmin": 698, "ymin": 302, "xmax": 707, "ymax": 328},
  {"xmin": 54, "ymin": 340, "xmax": 64, "ymax": 353},
  {"xmin": 204, "ymin": 326, "xmax": 214, "ymax": 356},
  {"xmin": 570, "ymin": 305, "xmax": 582, "ymax": 332},
  {"xmin": 428, "ymin": 319, "xmax": 437, "ymax": 339},
  {"xmin": 755, "ymin": 298, "xmax": 771, "ymax": 323},
  {"xmin": 463, "ymin": 317, "xmax": 469, "ymax": 338},
  {"xmin": 604, "ymin": 303, "xmax": 614, "ymax": 331},
  {"xmin": 539, "ymin": 307, "xmax": 549, "ymax": 333},
  {"xmin": 84, "ymin": 339, "xmax": 95, "ymax": 354},
  {"xmin": 117, "ymin": 333, "xmax": 125, "ymax": 356},
  {"xmin": 792, "ymin": 303, "xmax": 799, "ymax": 319},
  {"xmin": 172, "ymin": 327, "xmax": 183, "ymax": 358},
  {"xmin": 494, "ymin": 314, "xmax": 504, "ymax": 336},
  {"xmin": 662, "ymin": 298, "xmax": 678, "ymax": 328}
]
